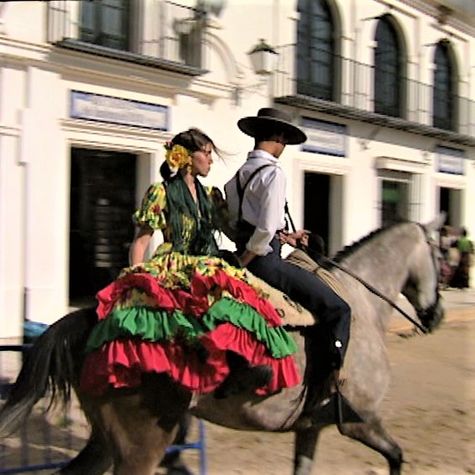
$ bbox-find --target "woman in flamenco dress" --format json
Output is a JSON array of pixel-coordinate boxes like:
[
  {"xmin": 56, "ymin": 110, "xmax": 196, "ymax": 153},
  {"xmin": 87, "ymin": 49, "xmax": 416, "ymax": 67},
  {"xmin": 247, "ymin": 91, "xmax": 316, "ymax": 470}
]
[{"xmin": 80, "ymin": 128, "xmax": 300, "ymax": 400}]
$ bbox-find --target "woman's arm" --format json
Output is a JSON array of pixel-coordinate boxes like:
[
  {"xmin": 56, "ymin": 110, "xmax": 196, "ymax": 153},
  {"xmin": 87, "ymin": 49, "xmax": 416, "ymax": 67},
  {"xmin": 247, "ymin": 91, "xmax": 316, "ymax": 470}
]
[{"xmin": 129, "ymin": 225, "xmax": 154, "ymax": 265}]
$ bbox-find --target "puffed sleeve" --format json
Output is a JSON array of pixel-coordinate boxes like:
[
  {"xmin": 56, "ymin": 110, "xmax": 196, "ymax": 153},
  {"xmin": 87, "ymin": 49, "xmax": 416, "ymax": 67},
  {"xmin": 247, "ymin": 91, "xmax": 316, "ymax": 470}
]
[{"xmin": 133, "ymin": 182, "xmax": 167, "ymax": 231}]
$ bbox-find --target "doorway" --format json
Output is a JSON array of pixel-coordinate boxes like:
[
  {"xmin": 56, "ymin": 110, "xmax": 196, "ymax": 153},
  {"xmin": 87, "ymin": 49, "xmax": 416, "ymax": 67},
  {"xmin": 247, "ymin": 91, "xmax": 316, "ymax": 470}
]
[
  {"xmin": 378, "ymin": 170, "xmax": 411, "ymax": 227},
  {"xmin": 304, "ymin": 172, "xmax": 330, "ymax": 255},
  {"xmin": 69, "ymin": 148, "xmax": 137, "ymax": 306},
  {"xmin": 439, "ymin": 186, "xmax": 462, "ymax": 227}
]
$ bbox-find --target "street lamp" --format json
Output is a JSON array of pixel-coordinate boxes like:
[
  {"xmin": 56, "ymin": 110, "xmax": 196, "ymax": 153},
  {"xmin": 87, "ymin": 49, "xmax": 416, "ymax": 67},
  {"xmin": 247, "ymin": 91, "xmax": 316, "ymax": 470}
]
[{"xmin": 248, "ymin": 39, "xmax": 279, "ymax": 75}]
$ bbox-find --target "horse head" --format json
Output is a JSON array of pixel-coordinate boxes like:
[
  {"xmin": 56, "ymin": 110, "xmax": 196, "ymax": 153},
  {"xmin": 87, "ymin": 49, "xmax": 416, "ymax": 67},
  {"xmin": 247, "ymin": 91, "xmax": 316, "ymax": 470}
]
[{"xmin": 401, "ymin": 214, "xmax": 446, "ymax": 333}]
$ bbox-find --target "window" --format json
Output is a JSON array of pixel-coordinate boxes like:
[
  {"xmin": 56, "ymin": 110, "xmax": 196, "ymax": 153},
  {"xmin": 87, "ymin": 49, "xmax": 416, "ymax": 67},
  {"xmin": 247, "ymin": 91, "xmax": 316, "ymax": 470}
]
[
  {"xmin": 80, "ymin": 0, "xmax": 130, "ymax": 51},
  {"xmin": 374, "ymin": 16, "xmax": 403, "ymax": 117},
  {"xmin": 297, "ymin": 0, "xmax": 337, "ymax": 100},
  {"xmin": 433, "ymin": 41, "xmax": 456, "ymax": 131},
  {"xmin": 378, "ymin": 171, "xmax": 411, "ymax": 227}
]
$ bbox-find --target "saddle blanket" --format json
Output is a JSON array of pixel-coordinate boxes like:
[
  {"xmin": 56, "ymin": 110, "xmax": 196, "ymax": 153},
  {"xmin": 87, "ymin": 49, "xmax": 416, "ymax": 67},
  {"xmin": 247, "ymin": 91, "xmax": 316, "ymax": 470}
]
[{"xmin": 246, "ymin": 249, "xmax": 347, "ymax": 327}]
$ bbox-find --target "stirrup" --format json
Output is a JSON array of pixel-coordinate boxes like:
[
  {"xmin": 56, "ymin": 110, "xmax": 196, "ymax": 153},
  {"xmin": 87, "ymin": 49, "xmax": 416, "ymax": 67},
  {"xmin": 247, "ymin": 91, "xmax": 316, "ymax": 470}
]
[{"xmin": 311, "ymin": 391, "xmax": 364, "ymax": 425}]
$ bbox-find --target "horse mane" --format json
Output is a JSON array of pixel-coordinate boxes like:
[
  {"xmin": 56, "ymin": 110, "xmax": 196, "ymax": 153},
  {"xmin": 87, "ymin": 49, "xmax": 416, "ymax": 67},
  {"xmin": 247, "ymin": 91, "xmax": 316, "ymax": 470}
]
[{"xmin": 329, "ymin": 220, "xmax": 410, "ymax": 267}]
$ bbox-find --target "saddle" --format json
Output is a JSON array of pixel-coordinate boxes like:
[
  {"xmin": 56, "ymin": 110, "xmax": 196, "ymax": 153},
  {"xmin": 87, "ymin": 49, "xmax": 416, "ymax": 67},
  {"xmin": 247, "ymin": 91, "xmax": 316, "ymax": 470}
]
[{"xmin": 245, "ymin": 249, "xmax": 348, "ymax": 328}]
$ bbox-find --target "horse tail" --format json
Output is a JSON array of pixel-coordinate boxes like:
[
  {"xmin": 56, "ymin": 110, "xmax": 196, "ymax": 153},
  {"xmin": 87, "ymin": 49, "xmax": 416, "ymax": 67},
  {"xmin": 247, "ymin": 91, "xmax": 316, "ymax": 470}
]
[{"xmin": 0, "ymin": 307, "xmax": 97, "ymax": 436}]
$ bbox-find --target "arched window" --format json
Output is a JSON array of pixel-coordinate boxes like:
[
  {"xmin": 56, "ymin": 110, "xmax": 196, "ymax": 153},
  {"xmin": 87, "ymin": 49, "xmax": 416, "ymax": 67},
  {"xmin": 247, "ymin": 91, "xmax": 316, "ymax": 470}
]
[
  {"xmin": 297, "ymin": 0, "xmax": 337, "ymax": 100},
  {"xmin": 80, "ymin": 0, "xmax": 130, "ymax": 51},
  {"xmin": 433, "ymin": 41, "xmax": 456, "ymax": 131},
  {"xmin": 374, "ymin": 16, "xmax": 403, "ymax": 117}
]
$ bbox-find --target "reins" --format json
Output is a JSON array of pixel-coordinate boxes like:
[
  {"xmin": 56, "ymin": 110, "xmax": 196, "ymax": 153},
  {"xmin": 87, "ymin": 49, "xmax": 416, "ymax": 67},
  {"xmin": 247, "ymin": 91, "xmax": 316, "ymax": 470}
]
[
  {"xmin": 285, "ymin": 210, "xmax": 429, "ymax": 334},
  {"xmin": 317, "ymin": 254, "xmax": 427, "ymax": 334}
]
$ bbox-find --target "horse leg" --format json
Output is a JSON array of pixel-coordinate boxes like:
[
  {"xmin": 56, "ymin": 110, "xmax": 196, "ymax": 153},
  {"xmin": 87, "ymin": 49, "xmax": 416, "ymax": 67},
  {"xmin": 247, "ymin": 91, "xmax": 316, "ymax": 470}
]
[
  {"xmin": 97, "ymin": 396, "xmax": 181, "ymax": 475},
  {"xmin": 293, "ymin": 427, "xmax": 322, "ymax": 475},
  {"xmin": 55, "ymin": 430, "xmax": 112, "ymax": 475},
  {"xmin": 337, "ymin": 419, "xmax": 403, "ymax": 475},
  {"xmin": 161, "ymin": 413, "xmax": 193, "ymax": 474}
]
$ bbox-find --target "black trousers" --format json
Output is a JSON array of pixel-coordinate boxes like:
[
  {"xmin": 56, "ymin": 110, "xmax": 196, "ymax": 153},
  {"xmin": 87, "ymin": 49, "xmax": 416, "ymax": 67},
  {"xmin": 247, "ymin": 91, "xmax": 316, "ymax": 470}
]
[{"xmin": 244, "ymin": 238, "xmax": 351, "ymax": 369}]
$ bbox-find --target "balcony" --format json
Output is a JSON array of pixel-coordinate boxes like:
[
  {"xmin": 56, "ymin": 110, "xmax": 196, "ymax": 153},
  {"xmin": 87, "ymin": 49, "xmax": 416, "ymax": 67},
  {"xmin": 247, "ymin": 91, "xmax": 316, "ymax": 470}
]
[
  {"xmin": 47, "ymin": 0, "xmax": 207, "ymax": 76},
  {"xmin": 273, "ymin": 44, "xmax": 475, "ymax": 146}
]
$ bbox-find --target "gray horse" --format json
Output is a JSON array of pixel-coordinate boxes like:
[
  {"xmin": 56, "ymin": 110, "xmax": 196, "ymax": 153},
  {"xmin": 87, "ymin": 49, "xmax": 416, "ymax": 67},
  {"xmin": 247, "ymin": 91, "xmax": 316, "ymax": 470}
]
[{"xmin": 0, "ymin": 218, "xmax": 445, "ymax": 475}]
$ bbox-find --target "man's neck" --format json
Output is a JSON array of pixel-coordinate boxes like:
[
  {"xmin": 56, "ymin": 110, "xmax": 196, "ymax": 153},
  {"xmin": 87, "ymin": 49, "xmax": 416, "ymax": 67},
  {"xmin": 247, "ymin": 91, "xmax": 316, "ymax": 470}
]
[{"xmin": 255, "ymin": 141, "xmax": 283, "ymax": 158}]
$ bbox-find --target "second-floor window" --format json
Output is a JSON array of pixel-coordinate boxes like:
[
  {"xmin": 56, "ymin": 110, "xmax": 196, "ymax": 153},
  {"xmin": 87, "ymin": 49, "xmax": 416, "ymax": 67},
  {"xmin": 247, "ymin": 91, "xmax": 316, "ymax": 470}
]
[
  {"xmin": 433, "ymin": 41, "xmax": 456, "ymax": 131},
  {"xmin": 297, "ymin": 0, "xmax": 337, "ymax": 100},
  {"xmin": 374, "ymin": 15, "xmax": 403, "ymax": 117},
  {"xmin": 80, "ymin": 0, "xmax": 130, "ymax": 51}
]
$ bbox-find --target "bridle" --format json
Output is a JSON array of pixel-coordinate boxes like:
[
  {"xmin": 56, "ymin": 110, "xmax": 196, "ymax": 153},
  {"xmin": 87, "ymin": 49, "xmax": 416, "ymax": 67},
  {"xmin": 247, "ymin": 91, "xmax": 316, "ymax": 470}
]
[
  {"xmin": 315, "ymin": 252, "xmax": 430, "ymax": 334},
  {"xmin": 286, "ymin": 213, "xmax": 436, "ymax": 334},
  {"xmin": 410, "ymin": 224, "xmax": 443, "ymax": 330}
]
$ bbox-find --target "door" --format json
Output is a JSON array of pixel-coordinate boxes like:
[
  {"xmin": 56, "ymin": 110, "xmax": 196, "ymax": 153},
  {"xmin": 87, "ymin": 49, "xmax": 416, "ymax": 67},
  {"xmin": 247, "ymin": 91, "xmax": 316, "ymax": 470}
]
[
  {"xmin": 69, "ymin": 148, "xmax": 136, "ymax": 305},
  {"xmin": 303, "ymin": 172, "xmax": 330, "ymax": 255},
  {"xmin": 439, "ymin": 186, "xmax": 462, "ymax": 227}
]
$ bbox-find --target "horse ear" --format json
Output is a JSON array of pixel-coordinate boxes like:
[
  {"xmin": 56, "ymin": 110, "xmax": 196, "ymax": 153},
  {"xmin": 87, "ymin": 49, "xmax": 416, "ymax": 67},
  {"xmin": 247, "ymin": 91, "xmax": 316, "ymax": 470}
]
[{"xmin": 422, "ymin": 212, "xmax": 447, "ymax": 234}]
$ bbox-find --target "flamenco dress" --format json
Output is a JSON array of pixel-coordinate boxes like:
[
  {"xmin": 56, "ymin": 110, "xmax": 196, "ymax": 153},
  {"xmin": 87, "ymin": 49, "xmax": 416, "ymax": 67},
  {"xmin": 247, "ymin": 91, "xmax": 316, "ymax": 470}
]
[{"xmin": 80, "ymin": 179, "xmax": 300, "ymax": 397}]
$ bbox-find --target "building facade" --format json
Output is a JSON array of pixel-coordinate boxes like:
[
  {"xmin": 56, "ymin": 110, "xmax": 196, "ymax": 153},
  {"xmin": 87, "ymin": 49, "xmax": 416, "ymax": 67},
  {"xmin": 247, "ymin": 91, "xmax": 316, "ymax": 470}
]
[{"xmin": 1, "ymin": 0, "xmax": 474, "ymax": 338}]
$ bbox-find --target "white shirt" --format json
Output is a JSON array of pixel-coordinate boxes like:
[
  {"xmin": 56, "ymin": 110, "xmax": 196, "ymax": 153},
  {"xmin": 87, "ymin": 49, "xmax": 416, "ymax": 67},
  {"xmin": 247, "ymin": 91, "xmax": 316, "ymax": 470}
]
[{"xmin": 224, "ymin": 149, "xmax": 286, "ymax": 255}]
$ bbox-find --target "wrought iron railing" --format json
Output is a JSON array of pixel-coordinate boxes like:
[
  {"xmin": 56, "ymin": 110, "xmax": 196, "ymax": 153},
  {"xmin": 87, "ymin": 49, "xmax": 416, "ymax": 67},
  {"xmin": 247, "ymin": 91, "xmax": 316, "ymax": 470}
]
[
  {"xmin": 273, "ymin": 44, "xmax": 475, "ymax": 138},
  {"xmin": 46, "ymin": 0, "xmax": 206, "ymax": 71}
]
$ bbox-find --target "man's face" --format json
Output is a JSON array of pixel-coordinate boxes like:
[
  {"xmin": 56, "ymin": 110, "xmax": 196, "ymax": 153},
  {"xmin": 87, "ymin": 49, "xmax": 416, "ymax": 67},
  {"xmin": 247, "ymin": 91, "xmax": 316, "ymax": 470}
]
[{"xmin": 271, "ymin": 133, "xmax": 287, "ymax": 157}]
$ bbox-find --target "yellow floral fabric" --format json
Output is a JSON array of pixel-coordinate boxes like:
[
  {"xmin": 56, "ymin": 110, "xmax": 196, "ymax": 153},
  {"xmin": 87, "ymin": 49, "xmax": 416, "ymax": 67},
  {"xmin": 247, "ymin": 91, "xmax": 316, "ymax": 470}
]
[{"xmin": 133, "ymin": 182, "xmax": 220, "ymax": 257}]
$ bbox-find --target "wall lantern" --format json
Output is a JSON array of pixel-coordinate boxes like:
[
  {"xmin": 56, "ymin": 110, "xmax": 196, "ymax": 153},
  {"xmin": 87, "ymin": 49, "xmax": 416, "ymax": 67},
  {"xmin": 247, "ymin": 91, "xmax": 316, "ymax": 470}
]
[
  {"xmin": 173, "ymin": 17, "xmax": 196, "ymax": 35},
  {"xmin": 196, "ymin": 0, "xmax": 227, "ymax": 17},
  {"xmin": 248, "ymin": 39, "xmax": 278, "ymax": 75}
]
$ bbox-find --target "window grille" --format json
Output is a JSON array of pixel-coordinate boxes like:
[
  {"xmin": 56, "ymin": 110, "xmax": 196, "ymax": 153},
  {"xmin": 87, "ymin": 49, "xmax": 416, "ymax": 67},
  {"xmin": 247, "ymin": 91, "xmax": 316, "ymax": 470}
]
[
  {"xmin": 80, "ymin": 0, "xmax": 130, "ymax": 51},
  {"xmin": 374, "ymin": 16, "xmax": 402, "ymax": 118},
  {"xmin": 297, "ymin": 0, "xmax": 337, "ymax": 101},
  {"xmin": 433, "ymin": 41, "xmax": 456, "ymax": 131}
]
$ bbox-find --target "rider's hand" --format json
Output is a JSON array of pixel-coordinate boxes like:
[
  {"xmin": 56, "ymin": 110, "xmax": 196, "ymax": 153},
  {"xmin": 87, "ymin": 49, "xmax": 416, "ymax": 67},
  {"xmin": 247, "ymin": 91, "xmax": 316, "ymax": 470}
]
[{"xmin": 279, "ymin": 230, "xmax": 309, "ymax": 248}]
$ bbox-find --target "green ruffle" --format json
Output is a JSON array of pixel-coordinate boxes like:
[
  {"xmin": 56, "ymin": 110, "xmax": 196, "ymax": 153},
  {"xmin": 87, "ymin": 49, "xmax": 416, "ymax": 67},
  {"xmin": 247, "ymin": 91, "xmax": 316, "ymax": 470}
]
[
  {"xmin": 202, "ymin": 298, "xmax": 297, "ymax": 358},
  {"xmin": 86, "ymin": 308, "xmax": 203, "ymax": 353},
  {"xmin": 85, "ymin": 298, "xmax": 297, "ymax": 358}
]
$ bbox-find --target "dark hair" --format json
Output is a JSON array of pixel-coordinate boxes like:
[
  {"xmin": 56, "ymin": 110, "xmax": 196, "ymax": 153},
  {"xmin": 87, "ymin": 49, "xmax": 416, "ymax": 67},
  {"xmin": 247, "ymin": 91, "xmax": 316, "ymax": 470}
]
[
  {"xmin": 160, "ymin": 127, "xmax": 220, "ymax": 182},
  {"xmin": 170, "ymin": 127, "xmax": 218, "ymax": 155},
  {"xmin": 160, "ymin": 128, "xmax": 221, "ymax": 181},
  {"xmin": 253, "ymin": 124, "xmax": 288, "ymax": 144},
  {"xmin": 159, "ymin": 161, "xmax": 174, "ymax": 181}
]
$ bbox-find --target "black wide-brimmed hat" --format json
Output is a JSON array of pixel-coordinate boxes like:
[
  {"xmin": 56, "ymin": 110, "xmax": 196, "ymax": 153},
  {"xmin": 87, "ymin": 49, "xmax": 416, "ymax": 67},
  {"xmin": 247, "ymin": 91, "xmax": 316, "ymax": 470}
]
[{"xmin": 237, "ymin": 107, "xmax": 307, "ymax": 145}]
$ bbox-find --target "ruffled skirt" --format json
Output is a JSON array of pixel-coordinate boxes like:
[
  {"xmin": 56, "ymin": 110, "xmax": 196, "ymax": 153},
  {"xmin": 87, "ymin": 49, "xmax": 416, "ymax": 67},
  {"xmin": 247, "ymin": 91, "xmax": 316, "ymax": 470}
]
[{"xmin": 80, "ymin": 252, "xmax": 300, "ymax": 396}]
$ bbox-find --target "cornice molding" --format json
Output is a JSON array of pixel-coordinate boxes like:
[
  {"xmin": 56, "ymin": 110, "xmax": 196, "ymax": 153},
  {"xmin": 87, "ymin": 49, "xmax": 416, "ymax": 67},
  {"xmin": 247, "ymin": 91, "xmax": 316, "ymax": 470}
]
[
  {"xmin": 1, "ymin": 39, "xmax": 235, "ymax": 105},
  {"xmin": 61, "ymin": 118, "xmax": 171, "ymax": 151},
  {"xmin": 275, "ymin": 95, "xmax": 475, "ymax": 148},
  {"xmin": 394, "ymin": 0, "xmax": 475, "ymax": 36}
]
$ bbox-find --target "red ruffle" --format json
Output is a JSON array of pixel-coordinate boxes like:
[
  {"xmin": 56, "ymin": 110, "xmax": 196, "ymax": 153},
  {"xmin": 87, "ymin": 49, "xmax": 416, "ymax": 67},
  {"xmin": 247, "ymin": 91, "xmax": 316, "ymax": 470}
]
[
  {"xmin": 96, "ymin": 273, "xmax": 209, "ymax": 319},
  {"xmin": 80, "ymin": 323, "xmax": 300, "ymax": 397},
  {"xmin": 96, "ymin": 269, "xmax": 283, "ymax": 326},
  {"xmin": 192, "ymin": 270, "xmax": 282, "ymax": 326}
]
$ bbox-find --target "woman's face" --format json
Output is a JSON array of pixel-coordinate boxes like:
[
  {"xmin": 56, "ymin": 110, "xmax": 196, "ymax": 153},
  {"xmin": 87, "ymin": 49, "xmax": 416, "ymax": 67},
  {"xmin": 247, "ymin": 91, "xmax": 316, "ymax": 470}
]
[{"xmin": 190, "ymin": 142, "xmax": 213, "ymax": 177}]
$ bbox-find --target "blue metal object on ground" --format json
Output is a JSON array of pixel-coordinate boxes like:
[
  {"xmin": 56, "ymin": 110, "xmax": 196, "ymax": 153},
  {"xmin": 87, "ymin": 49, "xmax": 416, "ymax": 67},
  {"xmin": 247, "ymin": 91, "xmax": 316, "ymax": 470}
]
[{"xmin": 22, "ymin": 322, "xmax": 48, "ymax": 341}]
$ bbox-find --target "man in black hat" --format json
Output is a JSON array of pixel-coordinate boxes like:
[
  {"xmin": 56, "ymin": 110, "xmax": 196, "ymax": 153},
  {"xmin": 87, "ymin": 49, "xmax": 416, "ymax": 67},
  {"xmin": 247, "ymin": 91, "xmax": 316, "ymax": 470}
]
[{"xmin": 224, "ymin": 107, "xmax": 351, "ymax": 404}]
